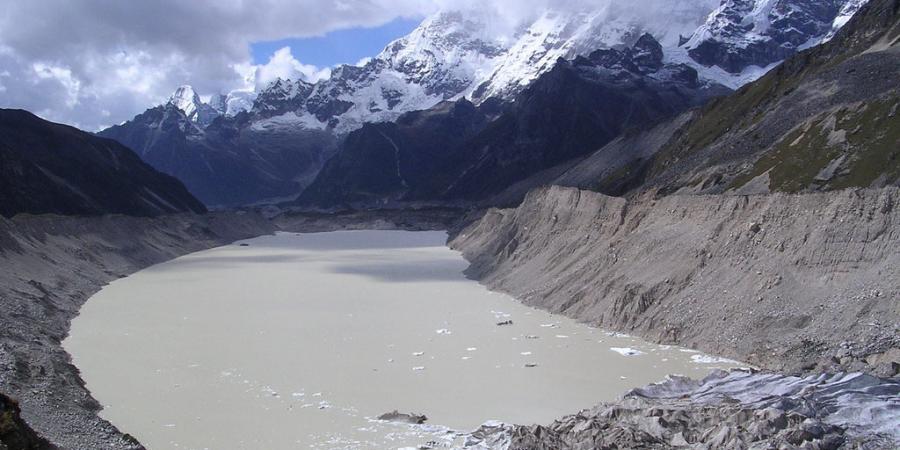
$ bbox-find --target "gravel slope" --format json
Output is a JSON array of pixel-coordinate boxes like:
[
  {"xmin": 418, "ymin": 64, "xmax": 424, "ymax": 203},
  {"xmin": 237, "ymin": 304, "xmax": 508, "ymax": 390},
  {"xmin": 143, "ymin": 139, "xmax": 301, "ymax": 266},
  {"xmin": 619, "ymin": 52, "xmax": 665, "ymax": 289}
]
[
  {"xmin": 451, "ymin": 186, "xmax": 900, "ymax": 377},
  {"xmin": 0, "ymin": 212, "xmax": 274, "ymax": 449}
]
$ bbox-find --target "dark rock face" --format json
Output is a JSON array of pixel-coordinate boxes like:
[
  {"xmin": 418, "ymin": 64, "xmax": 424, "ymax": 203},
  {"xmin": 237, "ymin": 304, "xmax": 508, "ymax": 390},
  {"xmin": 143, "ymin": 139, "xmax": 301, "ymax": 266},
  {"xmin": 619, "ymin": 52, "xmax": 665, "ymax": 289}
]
[
  {"xmin": 0, "ymin": 393, "xmax": 53, "ymax": 450},
  {"xmin": 297, "ymin": 35, "xmax": 730, "ymax": 209},
  {"xmin": 376, "ymin": 410, "xmax": 428, "ymax": 425},
  {"xmin": 685, "ymin": 0, "xmax": 856, "ymax": 74},
  {"xmin": 0, "ymin": 109, "xmax": 206, "ymax": 218},
  {"xmin": 297, "ymin": 99, "xmax": 492, "ymax": 207},
  {"xmin": 99, "ymin": 105, "xmax": 338, "ymax": 207}
]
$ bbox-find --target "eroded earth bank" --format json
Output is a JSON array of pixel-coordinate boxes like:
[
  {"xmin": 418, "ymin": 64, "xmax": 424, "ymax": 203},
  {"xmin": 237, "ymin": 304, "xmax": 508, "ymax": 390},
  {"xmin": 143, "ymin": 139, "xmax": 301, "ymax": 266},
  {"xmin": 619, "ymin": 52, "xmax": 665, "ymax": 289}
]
[
  {"xmin": 451, "ymin": 186, "xmax": 900, "ymax": 449},
  {"xmin": 0, "ymin": 212, "xmax": 274, "ymax": 449}
]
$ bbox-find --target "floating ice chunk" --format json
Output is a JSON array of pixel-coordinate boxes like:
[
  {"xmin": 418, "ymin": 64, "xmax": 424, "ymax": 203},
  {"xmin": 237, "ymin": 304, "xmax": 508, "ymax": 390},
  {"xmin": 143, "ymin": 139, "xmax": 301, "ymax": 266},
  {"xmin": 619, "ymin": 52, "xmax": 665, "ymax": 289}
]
[
  {"xmin": 291, "ymin": 392, "xmax": 305, "ymax": 398},
  {"xmin": 412, "ymin": 351, "xmax": 425, "ymax": 356},
  {"xmin": 491, "ymin": 310, "xmax": 511, "ymax": 319},
  {"xmin": 435, "ymin": 329, "xmax": 452, "ymax": 335},
  {"xmin": 520, "ymin": 352, "xmax": 532, "ymax": 356},
  {"xmin": 412, "ymin": 366, "xmax": 426, "ymax": 371},
  {"xmin": 610, "ymin": 347, "xmax": 645, "ymax": 356},
  {"xmin": 555, "ymin": 335, "xmax": 569, "ymax": 339},
  {"xmin": 461, "ymin": 356, "xmax": 472, "ymax": 360},
  {"xmin": 691, "ymin": 354, "xmax": 739, "ymax": 364},
  {"xmin": 466, "ymin": 347, "xmax": 478, "ymax": 352}
]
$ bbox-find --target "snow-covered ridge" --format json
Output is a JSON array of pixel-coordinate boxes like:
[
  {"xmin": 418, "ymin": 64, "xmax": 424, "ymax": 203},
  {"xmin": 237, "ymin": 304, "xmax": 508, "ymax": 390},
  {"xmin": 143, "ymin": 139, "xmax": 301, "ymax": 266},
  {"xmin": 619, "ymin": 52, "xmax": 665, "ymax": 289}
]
[
  {"xmin": 165, "ymin": 0, "xmax": 868, "ymax": 134},
  {"xmin": 681, "ymin": 0, "xmax": 869, "ymax": 77},
  {"xmin": 165, "ymin": 85, "xmax": 255, "ymax": 127}
]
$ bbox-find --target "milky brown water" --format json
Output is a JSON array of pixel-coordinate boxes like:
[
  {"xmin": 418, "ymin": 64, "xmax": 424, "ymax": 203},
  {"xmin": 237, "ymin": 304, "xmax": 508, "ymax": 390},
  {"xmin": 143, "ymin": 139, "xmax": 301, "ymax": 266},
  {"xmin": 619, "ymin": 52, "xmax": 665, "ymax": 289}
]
[{"xmin": 65, "ymin": 231, "xmax": 741, "ymax": 449}]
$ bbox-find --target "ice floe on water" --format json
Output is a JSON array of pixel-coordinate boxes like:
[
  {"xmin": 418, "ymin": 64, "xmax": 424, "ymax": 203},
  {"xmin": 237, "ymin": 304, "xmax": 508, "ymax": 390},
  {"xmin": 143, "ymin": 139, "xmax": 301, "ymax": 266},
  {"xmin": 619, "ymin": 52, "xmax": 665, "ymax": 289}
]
[
  {"xmin": 690, "ymin": 354, "xmax": 739, "ymax": 365},
  {"xmin": 610, "ymin": 347, "xmax": 645, "ymax": 356}
]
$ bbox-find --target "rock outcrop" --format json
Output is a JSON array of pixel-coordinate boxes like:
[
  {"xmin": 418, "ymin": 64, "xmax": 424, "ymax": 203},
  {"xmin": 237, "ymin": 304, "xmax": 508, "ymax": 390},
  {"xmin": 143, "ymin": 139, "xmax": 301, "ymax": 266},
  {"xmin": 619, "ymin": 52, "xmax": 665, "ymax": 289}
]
[{"xmin": 0, "ymin": 393, "xmax": 52, "ymax": 450}]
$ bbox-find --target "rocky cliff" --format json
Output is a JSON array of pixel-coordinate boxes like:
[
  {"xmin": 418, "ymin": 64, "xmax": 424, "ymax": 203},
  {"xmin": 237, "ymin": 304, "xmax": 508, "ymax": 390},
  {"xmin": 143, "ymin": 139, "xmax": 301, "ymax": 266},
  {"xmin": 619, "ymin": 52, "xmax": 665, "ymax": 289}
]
[{"xmin": 451, "ymin": 186, "xmax": 900, "ymax": 377}]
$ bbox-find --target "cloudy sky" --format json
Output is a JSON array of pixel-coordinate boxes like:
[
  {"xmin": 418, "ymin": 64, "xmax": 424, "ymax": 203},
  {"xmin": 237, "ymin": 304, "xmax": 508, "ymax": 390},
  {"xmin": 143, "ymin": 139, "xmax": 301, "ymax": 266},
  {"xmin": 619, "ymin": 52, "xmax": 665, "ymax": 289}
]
[{"xmin": 0, "ymin": 0, "xmax": 714, "ymax": 131}]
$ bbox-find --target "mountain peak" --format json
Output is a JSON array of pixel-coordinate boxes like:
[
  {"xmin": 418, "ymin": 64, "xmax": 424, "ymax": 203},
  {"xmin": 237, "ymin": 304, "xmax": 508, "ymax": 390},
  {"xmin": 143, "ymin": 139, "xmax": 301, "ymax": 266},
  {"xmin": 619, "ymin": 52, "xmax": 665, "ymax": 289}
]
[{"xmin": 168, "ymin": 85, "xmax": 202, "ymax": 117}]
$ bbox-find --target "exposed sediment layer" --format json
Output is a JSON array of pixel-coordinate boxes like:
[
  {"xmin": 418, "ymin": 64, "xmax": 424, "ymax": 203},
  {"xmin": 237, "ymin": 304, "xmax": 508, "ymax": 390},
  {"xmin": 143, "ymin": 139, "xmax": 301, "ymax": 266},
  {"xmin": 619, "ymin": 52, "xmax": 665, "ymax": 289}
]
[
  {"xmin": 0, "ymin": 212, "xmax": 274, "ymax": 449},
  {"xmin": 451, "ymin": 186, "xmax": 900, "ymax": 376}
]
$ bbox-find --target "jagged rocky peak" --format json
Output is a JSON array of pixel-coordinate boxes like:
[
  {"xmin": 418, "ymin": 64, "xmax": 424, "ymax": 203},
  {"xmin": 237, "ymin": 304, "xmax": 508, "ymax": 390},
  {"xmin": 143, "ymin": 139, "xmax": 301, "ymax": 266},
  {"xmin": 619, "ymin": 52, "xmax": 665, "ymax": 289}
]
[
  {"xmin": 683, "ymin": 0, "xmax": 869, "ymax": 74},
  {"xmin": 379, "ymin": 10, "xmax": 507, "ymax": 86},
  {"xmin": 253, "ymin": 78, "xmax": 314, "ymax": 114},
  {"xmin": 168, "ymin": 85, "xmax": 202, "ymax": 118},
  {"xmin": 167, "ymin": 85, "xmax": 255, "ymax": 126},
  {"xmin": 470, "ymin": 1, "xmax": 721, "ymax": 102},
  {"xmin": 572, "ymin": 33, "xmax": 711, "ymax": 88},
  {"xmin": 166, "ymin": 85, "xmax": 221, "ymax": 127},
  {"xmin": 247, "ymin": 10, "xmax": 510, "ymax": 132}
]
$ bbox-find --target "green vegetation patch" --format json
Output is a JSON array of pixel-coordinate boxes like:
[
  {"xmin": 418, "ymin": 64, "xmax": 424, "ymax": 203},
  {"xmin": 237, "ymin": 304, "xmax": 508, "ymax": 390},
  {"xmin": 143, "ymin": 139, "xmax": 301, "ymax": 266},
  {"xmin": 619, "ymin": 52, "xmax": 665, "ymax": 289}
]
[{"xmin": 730, "ymin": 94, "xmax": 900, "ymax": 192}]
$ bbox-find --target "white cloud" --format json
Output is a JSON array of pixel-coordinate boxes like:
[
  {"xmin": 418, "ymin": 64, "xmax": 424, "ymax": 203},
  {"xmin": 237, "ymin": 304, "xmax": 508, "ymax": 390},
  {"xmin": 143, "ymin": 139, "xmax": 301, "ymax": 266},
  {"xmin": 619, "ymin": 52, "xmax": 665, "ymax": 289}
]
[
  {"xmin": 0, "ymin": 0, "xmax": 716, "ymax": 130},
  {"xmin": 32, "ymin": 63, "xmax": 82, "ymax": 108},
  {"xmin": 0, "ymin": 0, "xmax": 433, "ymax": 130},
  {"xmin": 253, "ymin": 47, "xmax": 332, "ymax": 90}
]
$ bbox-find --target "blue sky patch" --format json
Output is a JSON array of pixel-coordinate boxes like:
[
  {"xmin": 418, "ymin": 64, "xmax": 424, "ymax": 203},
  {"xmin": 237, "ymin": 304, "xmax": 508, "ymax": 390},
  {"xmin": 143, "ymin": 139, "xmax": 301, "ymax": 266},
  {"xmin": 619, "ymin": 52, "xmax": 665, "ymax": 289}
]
[{"xmin": 251, "ymin": 17, "xmax": 422, "ymax": 68}]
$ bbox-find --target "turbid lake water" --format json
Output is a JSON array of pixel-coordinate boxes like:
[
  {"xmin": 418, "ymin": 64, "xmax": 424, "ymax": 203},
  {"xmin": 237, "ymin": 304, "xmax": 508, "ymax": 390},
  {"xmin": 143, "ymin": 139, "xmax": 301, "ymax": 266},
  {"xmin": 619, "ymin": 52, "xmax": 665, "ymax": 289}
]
[{"xmin": 65, "ymin": 231, "xmax": 741, "ymax": 449}]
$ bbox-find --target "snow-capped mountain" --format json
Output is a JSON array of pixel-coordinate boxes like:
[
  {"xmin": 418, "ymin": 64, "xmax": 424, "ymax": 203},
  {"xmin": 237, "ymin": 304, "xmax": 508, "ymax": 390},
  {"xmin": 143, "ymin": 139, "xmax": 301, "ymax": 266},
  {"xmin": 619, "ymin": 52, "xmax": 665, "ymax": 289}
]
[
  {"xmin": 825, "ymin": 0, "xmax": 870, "ymax": 40},
  {"xmin": 105, "ymin": 0, "xmax": 871, "ymax": 207},
  {"xmin": 208, "ymin": 90, "xmax": 256, "ymax": 117},
  {"xmin": 166, "ymin": 85, "xmax": 254, "ymax": 127},
  {"xmin": 681, "ymin": 0, "xmax": 869, "ymax": 75},
  {"xmin": 153, "ymin": 1, "xmax": 866, "ymax": 136},
  {"xmin": 248, "ymin": 11, "xmax": 508, "ymax": 134},
  {"xmin": 246, "ymin": 4, "xmax": 721, "ymax": 134},
  {"xmin": 297, "ymin": 33, "xmax": 730, "ymax": 207},
  {"xmin": 470, "ymin": 2, "xmax": 720, "ymax": 101}
]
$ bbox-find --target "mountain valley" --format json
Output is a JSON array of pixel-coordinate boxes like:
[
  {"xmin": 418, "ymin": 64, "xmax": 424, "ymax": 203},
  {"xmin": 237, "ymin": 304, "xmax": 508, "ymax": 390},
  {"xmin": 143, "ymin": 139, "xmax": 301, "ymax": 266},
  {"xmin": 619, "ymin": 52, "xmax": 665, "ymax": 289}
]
[{"xmin": 0, "ymin": 0, "xmax": 898, "ymax": 449}]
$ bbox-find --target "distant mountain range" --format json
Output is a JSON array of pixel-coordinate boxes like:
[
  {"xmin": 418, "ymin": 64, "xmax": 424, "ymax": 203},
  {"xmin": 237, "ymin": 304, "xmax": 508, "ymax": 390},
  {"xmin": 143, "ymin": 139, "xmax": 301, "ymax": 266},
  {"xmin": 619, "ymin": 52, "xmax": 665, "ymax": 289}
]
[
  {"xmin": 100, "ymin": 0, "xmax": 872, "ymax": 207},
  {"xmin": 477, "ymin": 0, "xmax": 899, "ymax": 200}
]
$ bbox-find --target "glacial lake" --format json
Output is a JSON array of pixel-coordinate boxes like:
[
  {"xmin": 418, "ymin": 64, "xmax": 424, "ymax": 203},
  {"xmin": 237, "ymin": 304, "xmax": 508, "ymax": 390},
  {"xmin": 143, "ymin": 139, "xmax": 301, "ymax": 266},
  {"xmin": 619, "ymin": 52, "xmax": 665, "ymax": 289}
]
[{"xmin": 65, "ymin": 231, "xmax": 741, "ymax": 449}]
